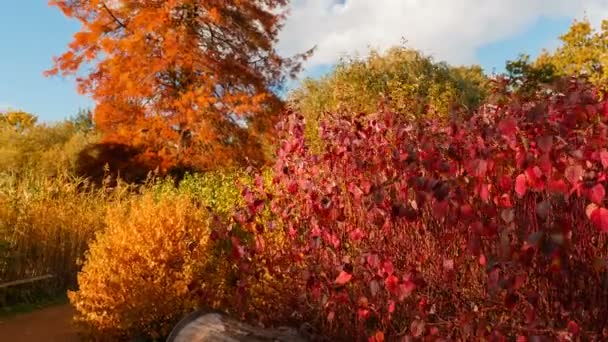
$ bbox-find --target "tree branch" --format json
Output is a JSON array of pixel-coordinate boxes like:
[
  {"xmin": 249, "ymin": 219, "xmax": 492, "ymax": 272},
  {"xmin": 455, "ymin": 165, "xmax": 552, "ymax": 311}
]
[{"xmin": 101, "ymin": 2, "xmax": 128, "ymax": 31}]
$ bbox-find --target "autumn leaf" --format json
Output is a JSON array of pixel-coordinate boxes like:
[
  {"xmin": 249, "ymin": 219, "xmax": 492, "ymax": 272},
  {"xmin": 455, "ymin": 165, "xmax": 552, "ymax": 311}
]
[
  {"xmin": 370, "ymin": 331, "xmax": 384, "ymax": 342},
  {"xmin": 567, "ymin": 321, "xmax": 580, "ymax": 335},
  {"xmin": 388, "ymin": 300, "xmax": 396, "ymax": 313},
  {"xmin": 590, "ymin": 207, "xmax": 608, "ymax": 232},
  {"xmin": 600, "ymin": 150, "xmax": 608, "ymax": 169},
  {"xmin": 589, "ymin": 183, "xmax": 606, "ymax": 204},
  {"xmin": 564, "ymin": 165, "xmax": 583, "ymax": 184},
  {"xmin": 385, "ymin": 274, "xmax": 399, "ymax": 295},
  {"xmin": 548, "ymin": 179, "xmax": 568, "ymax": 194},
  {"xmin": 536, "ymin": 135, "xmax": 553, "ymax": 153},
  {"xmin": 515, "ymin": 174, "xmax": 527, "ymax": 198},
  {"xmin": 410, "ymin": 319, "xmax": 426, "ymax": 337},
  {"xmin": 501, "ymin": 208, "xmax": 515, "ymax": 223},
  {"xmin": 335, "ymin": 271, "xmax": 352, "ymax": 285},
  {"xmin": 585, "ymin": 203, "xmax": 600, "ymax": 219},
  {"xmin": 498, "ymin": 117, "xmax": 518, "ymax": 137}
]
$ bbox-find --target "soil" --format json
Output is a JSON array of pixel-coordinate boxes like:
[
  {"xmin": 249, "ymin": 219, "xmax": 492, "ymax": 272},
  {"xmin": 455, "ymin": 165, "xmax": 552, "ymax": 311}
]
[{"xmin": 0, "ymin": 304, "xmax": 80, "ymax": 341}]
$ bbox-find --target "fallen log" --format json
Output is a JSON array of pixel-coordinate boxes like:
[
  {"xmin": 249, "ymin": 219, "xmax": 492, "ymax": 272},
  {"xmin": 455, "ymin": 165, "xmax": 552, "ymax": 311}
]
[{"xmin": 166, "ymin": 310, "xmax": 311, "ymax": 342}]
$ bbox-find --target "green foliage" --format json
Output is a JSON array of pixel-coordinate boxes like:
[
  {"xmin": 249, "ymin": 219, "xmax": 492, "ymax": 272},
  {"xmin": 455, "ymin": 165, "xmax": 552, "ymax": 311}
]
[
  {"xmin": 289, "ymin": 46, "xmax": 488, "ymax": 150},
  {"xmin": 505, "ymin": 54, "xmax": 557, "ymax": 94},
  {"xmin": 177, "ymin": 171, "xmax": 250, "ymax": 216}
]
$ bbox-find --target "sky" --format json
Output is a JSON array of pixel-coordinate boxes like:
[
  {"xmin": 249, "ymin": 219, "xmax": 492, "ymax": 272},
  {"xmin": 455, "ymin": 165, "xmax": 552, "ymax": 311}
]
[{"xmin": 1, "ymin": 1, "xmax": 608, "ymax": 122}]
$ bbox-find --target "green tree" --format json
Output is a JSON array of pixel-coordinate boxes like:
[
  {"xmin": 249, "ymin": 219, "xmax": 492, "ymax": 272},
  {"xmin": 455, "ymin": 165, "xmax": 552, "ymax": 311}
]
[
  {"xmin": 535, "ymin": 18, "xmax": 608, "ymax": 91},
  {"xmin": 289, "ymin": 46, "xmax": 488, "ymax": 149},
  {"xmin": 68, "ymin": 109, "xmax": 95, "ymax": 135},
  {"xmin": 505, "ymin": 54, "xmax": 557, "ymax": 95}
]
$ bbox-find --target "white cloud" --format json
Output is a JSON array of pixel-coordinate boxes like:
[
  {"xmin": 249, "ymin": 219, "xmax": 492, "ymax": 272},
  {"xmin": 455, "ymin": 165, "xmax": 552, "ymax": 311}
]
[{"xmin": 278, "ymin": 0, "xmax": 608, "ymax": 70}]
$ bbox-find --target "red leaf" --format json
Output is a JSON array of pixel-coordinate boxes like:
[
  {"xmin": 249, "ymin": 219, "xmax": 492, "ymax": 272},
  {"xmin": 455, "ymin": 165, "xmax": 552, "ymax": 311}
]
[
  {"xmin": 432, "ymin": 200, "xmax": 449, "ymax": 217},
  {"xmin": 361, "ymin": 180, "xmax": 372, "ymax": 194},
  {"xmin": 501, "ymin": 208, "xmax": 514, "ymax": 223},
  {"xmin": 478, "ymin": 183, "xmax": 490, "ymax": 202},
  {"xmin": 287, "ymin": 181, "xmax": 298, "ymax": 194},
  {"xmin": 587, "ymin": 203, "xmax": 599, "ymax": 219},
  {"xmin": 410, "ymin": 319, "xmax": 426, "ymax": 337},
  {"xmin": 590, "ymin": 207, "xmax": 608, "ymax": 232},
  {"xmin": 499, "ymin": 176, "xmax": 513, "ymax": 192},
  {"xmin": 536, "ymin": 135, "xmax": 553, "ymax": 153},
  {"xmin": 335, "ymin": 271, "xmax": 352, "ymax": 285},
  {"xmin": 398, "ymin": 280, "xmax": 416, "ymax": 301},
  {"xmin": 600, "ymin": 150, "xmax": 608, "ymax": 169},
  {"xmin": 459, "ymin": 204, "xmax": 474, "ymax": 219},
  {"xmin": 498, "ymin": 117, "xmax": 517, "ymax": 137},
  {"xmin": 479, "ymin": 254, "xmax": 487, "ymax": 266},
  {"xmin": 348, "ymin": 183, "xmax": 364, "ymax": 202},
  {"xmin": 567, "ymin": 320, "xmax": 580, "ymax": 335},
  {"xmin": 367, "ymin": 254, "xmax": 380, "ymax": 269},
  {"xmin": 382, "ymin": 260, "xmax": 394, "ymax": 275},
  {"xmin": 370, "ymin": 331, "xmax": 384, "ymax": 342},
  {"xmin": 349, "ymin": 228, "xmax": 364, "ymax": 241},
  {"xmin": 443, "ymin": 259, "xmax": 454, "ymax": 271},
  {"xmin": 358, "ymin": 308, "xmax": 370, "ymax": 320},
  {"xmin": 548, "ymin": 179, "xmax": 568, "ymax": 194},
  {"xmin": 467, "ymin": 159, "xmax": 488, "ymax": 178},
  {"xmin": 515, "ymin": 174, "xmax": 527, "ymax": 198},
  {"xmin": 589, "ymin": 183, "xmax": 606, "ymax": 204},
  {"xmin": 538, "ymin": 154, "xmax": 552, "ymax": 175},
  {"xmin": 388, "ymin": 300, "xmax": 396, "ymax": 313},
  {"xmin": 564, "ymin": 165, "xmax": 583, "ymax": 185},
  {"xmin": 385, "ymin": 274, "xmax": 399, "ymax": 295}
]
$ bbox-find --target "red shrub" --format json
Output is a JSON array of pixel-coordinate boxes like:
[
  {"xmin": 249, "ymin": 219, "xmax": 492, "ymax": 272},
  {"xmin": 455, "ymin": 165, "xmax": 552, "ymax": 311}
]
[{"xmin": 220, "ymin": 77, "xmax": 608, "ymax": 340}]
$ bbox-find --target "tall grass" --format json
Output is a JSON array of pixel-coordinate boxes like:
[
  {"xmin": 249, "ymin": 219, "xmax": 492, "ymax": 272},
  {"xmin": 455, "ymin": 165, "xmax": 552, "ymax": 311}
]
[
  {"xmin": 0, "ymin": 173, "xmax": 128, "ymax": 303},
  {"xmin": 0, "ymin": 167, "xmax": 255, "ymax": 307}
]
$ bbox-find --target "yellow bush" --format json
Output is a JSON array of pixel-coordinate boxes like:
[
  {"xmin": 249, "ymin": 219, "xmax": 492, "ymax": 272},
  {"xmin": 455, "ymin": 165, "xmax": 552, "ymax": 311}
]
[{"xmin": 69, "ymin": 193, "xmax": 212, "ymax": 340}]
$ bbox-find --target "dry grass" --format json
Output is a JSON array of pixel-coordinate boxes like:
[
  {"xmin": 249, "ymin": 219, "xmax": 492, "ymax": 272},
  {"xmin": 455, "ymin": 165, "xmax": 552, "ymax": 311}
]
[{"xmin": 0, "ymin": 173, "xmax": 129, "ymax": 301}]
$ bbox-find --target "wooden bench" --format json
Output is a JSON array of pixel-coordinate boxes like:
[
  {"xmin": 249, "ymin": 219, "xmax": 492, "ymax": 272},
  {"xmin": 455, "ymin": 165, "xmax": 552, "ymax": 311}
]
[{"xmin": 0, "ymin": 274, "xmax": 55, "ymax": 289}]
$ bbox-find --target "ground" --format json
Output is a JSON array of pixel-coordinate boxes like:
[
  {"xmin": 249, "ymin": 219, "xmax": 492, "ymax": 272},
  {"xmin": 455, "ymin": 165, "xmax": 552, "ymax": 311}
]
[{"xmin": 0, "ymin": 304, "xmax": 79, "ymax": 341}]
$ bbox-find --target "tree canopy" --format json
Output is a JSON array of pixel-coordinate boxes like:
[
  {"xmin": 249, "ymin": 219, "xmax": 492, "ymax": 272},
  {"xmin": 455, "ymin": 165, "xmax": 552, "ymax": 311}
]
[
  {"xmin": 47, "ymin": 0, "xmax": 311, "ymax": 173},
  {"xmin": 536, "ymin": 18, "xmax": 608, "ymax": 91},
  {"xmin": 289, "ymin": 46, "xmax": 488, "ymax": 149}
]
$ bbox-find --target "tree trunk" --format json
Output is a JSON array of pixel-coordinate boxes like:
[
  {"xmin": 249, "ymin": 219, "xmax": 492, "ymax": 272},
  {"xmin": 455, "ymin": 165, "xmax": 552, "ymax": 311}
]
[{"xmin": 166, "ymin": 310, "xmax": 310, "ymax": 342}]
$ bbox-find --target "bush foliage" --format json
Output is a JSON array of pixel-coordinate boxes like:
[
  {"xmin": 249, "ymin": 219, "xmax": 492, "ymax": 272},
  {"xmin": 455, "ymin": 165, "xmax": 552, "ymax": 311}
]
[
  {"xmin": 7, "ymin": 13, "xmax": 608, "ymax": 342},
  {"xmin": 68, "ymin": 193, "xmax": 212, "ymax": 340},
  {"xmin": 221, "ymin": 76, "xmax": 608, "ymax": 340}
]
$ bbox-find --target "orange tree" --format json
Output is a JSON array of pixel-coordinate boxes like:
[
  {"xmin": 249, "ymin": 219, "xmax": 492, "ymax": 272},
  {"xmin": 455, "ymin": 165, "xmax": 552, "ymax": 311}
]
[{"xmin": 47, "ymin": 0, "xmax": 311, "ymax": 173}]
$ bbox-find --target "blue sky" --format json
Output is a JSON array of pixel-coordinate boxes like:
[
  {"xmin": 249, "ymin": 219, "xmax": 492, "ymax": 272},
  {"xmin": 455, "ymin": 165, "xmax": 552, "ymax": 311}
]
[{"xmin": 0, "ymin": 2, "xmax": 579, "ymax": 122}]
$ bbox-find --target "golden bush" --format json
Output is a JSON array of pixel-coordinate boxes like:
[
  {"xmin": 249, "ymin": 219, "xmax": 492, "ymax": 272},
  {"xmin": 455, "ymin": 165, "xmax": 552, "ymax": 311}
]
[{"xmin": 69, "ymin": 193, "xmax": 212, "ymax": 340}]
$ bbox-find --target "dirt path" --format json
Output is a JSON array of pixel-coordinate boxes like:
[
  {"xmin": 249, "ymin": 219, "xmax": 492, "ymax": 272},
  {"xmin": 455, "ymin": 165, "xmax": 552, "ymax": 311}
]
[{"xmin": 0, "ymin": 304, "xmax": 80, "ymax": 341}]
